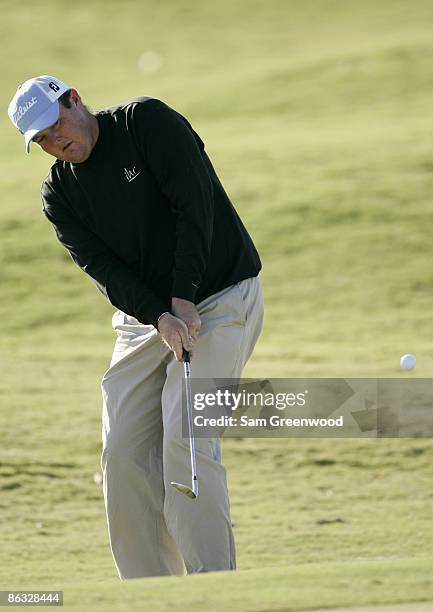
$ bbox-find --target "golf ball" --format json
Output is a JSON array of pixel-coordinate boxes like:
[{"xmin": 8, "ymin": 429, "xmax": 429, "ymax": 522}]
[{"xmin": 400, "ymin": 354, "xmax": 416, "ymax": 370}]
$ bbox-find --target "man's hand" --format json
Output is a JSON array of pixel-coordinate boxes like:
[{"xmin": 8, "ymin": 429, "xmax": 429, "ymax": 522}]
[
  {"xmin": 157, "ymin": 298, "xmax": 201, "ymax": 362},
  {"xmin": 157, "ymin": 313, "xmax": 194, "ymax": 362}
]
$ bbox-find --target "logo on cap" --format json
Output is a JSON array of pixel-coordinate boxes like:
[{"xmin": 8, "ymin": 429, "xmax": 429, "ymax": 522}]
[{"xmin": 13, "ymin": 96, "xmax": 38, "ymax": 127}]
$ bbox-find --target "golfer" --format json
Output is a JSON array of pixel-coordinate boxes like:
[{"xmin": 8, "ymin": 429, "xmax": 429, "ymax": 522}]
[{"xmin": 8, "ymin": 75, "xmax": 264, "ymax": 579}]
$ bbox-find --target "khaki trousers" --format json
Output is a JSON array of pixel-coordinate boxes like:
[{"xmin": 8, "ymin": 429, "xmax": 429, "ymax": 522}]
[{"xmin": 100, "ymin": 276, "xmax": 264, "ymax": 579}]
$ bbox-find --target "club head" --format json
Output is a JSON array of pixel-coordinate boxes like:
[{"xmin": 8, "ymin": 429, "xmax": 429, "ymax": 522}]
[{"xmin": 170, "ymin": 481, "xmax": 197, "ymax": 500}]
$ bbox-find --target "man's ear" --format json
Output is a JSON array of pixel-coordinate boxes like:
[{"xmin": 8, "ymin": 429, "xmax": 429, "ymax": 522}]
[{"xmin": 69, "ymin": 88, "xmax": 82, "ymax": 107}]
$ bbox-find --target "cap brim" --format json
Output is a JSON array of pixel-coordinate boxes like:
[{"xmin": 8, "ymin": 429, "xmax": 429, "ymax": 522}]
[{"xmin": 24, "ymin": 101, "xmax": 60, "ymax": 154}]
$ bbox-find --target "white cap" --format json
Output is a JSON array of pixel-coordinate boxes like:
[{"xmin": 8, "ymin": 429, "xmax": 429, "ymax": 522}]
[{"xmin": 8, "ymin": 75, "xmax": 70, "ymax": 153}]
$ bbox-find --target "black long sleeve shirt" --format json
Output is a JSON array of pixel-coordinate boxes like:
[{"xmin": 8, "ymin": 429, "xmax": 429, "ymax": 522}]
[{"xmin": 40, "ymin": 97, "xmax": 261, "ymax": 327}]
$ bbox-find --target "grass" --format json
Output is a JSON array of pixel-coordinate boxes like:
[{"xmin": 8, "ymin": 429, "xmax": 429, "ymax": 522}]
[
  {"xmin": 6, "ymin": 559, "xmax": 433, "ymax": 611},
  {"xmin": 1, "ymin": 0, "xmax": 433, "ymax": 609}
]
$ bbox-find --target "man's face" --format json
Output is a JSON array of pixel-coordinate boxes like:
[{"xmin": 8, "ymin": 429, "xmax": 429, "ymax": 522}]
[{"xmin": 32, "ymin": 90, "xmax": 97, "ymax": 163}]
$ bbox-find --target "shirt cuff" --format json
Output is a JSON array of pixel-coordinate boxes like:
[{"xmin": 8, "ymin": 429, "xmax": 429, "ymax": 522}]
[
  {"xmin": 172, "ymin": 273, "xmax": 200, "ymax": 302},
  {"xmin": 136, "ymin": 302, "xmax": 171, "ymax": 329}
]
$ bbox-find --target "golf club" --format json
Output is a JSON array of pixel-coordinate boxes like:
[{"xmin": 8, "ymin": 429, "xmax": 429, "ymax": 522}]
[{"xmin": 170, "ymin": 348, "xmax": 198, "ymax": 500}]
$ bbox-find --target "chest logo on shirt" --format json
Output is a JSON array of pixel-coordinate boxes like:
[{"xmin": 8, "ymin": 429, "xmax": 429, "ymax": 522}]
[{"xmin": 124, "ymin": 166, "xmax": 141, "ymax": 183}]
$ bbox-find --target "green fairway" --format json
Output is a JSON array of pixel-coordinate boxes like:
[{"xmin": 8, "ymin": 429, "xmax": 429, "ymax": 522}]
[
  {"xmin": 2, "ymin": 0, "xmax": 433, "ymax": 609},
  {"xmin": 6, "ymin": 558, "xmax": 433, "ymax": 611}
]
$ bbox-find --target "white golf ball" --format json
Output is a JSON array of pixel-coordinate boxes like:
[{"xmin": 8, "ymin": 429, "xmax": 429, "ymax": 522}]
[{"xmin": 400, "ymin": 354, "xmax": 416, "ymax": 370}]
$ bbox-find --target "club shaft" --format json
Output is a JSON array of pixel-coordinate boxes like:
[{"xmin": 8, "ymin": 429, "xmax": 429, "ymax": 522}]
[{"xmin": 183, "ymin": 360, "xmax": 198, "ymax": 495}]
